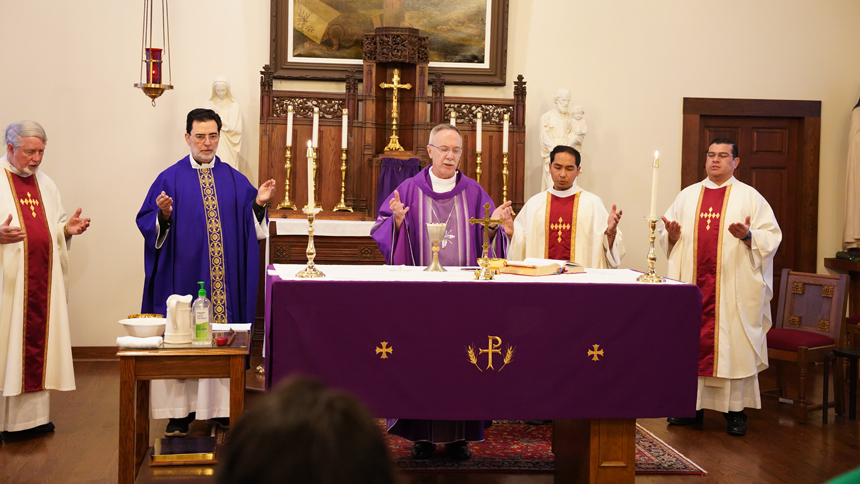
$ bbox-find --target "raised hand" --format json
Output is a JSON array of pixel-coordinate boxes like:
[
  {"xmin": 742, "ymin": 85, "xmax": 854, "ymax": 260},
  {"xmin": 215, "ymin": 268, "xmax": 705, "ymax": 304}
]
[
  {"xmin": 65, "ymin": 208, "xmax": 91, "ymax": 236},
  {"xmin": 256, "ymin": 179, "xmax": 277, "ymax": 205},
  {"xmin": 661, "ymin": 216, "xmax": 681, "ymax": 244},
  {"xmin": 606, "ymin": 204, "xmax": 622, "ymax": 236},
  {"xmin": 728, "ymin": 216, "xmax": 752, "ymax": 240},
  {"xmin": 156, "ymin": 191, "xmax": 173, "ymax": 220},
  {"xmin": 0, "ymin": 214, "xmax": 26, "ymax": 244},
  {"xmin": 491, "ymin": 200, "xmax": 514, "ymax": 237},
  {"xmin": 389, "ymin": 190, "xmax": 409, "ymax": 228}
]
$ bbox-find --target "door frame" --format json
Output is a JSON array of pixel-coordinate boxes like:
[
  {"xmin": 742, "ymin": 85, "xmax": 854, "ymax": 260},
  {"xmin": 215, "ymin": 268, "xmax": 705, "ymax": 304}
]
[{"xmin": 681, "ymin": 97, "xmax": 821, "ymax": 272}]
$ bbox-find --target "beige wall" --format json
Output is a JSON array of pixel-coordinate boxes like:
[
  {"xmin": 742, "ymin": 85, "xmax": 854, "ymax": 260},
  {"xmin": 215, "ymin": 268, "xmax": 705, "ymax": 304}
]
[{"xmin": 1, "ymin": 1, "xmax": 858, "ymax": 346}]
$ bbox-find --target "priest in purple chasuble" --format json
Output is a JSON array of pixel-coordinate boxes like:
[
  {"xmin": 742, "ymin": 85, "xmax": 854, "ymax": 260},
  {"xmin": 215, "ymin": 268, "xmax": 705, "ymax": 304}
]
[
  {"xmin": 659, "ymin": 137, "xmax": 781, "ymax": 436},
  {"xmin": 371, "ymin": 124, "xmax": 513, "ymax": 460},
  {"xmin": 137, "ymin": 109, "xmax": 276, "ymax": 437},
  {"xmin": 0, "ymin": 121, "xmax": 90, "ymax": 437},
  {"xmin": 509, "ymin": 145, "xmax": 624, "ymax": 268}
]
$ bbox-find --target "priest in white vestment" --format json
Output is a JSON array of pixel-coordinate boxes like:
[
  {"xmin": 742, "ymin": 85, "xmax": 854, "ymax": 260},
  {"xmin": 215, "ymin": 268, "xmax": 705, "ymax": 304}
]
[
  {"xmin": 509, "ymin": 145, "xmax": 624, "ymax": 268},
  {"xmin": 0, "ymin": 121, "xmax": 90, "ymax": 440},
  {"xmin": 659, "ymin": 137, "xmax": 781, "ymax": 436}
]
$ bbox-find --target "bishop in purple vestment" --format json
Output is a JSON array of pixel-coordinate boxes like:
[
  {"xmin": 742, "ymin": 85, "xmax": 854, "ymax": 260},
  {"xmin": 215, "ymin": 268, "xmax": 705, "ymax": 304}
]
[
  {"xmin": 136, "ymin": 109, "xmax": 276, "ymax": 437},
  {"xmin": 371, "ymin": 124, "xmax": 514, "ymax": 460}
]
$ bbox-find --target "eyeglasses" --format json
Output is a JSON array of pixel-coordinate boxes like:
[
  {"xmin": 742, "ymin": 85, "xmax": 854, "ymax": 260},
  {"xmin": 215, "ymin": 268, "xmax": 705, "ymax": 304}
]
[
  {"xmin": 706, "ymin": 152, "xmax": 734, "ymax": 160},
  {"xmin": 192, "ymin": 133, "xmax": 220, "ymax": 143},
  {"xmin": 429, "ymin": 144, "xmax": 462, "ymax": 156}
]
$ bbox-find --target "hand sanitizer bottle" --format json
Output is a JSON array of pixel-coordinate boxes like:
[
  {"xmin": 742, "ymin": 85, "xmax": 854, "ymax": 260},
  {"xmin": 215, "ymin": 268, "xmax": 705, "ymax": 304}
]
[{"xmin": 191, "ymin": 281, "xmax": 212, "ymax": 345}]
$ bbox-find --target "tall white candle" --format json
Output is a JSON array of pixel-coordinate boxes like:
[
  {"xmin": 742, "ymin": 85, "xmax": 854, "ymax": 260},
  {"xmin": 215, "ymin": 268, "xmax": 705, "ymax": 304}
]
[
  {"xmin": 476, "ymin": 112, "xmax": 482, "ymax": 152},
  {"xmin": 450, "ymin": 112, "xmax": 456, "ymax": 126},
  {"xmin": 286, "ymin": 106, "xmax": 293, "ymax": 146},
  {"xmin": 502, "ymin": 114, "xmax": 509, "ymax": 154},
  {"xmin": 649, "ymin": 151, "xmax": 659, "ymax": 219},
  {"xmin": 307, "ymin": 141, "xmax": 315, "ymax": 208},
  {"xmin": 312, "ymin": 107, "xmax": 319, "ymax": 148},
  {"xmin": 341, "ymin": 108, "xmax": 348, "ymax": 149}
]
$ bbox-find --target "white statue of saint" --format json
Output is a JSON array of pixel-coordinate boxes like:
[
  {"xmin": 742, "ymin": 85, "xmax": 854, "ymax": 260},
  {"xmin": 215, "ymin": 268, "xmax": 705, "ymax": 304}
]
[
  {"xmin": 203, "ymin": 76, "xmax": 242, "ymax": 169},
  {"xmin": 539, "ymin": 90, "xmax": 587, "ymax": 191}
]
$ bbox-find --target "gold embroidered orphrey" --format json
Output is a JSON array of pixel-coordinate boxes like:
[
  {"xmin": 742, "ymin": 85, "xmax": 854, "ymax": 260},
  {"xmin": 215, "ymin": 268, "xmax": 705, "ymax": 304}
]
[
  {"xmin": 588, "ymin": 344, "xmax": 604, "ymax": 361},
  {"xmin": 700, "ymin": 206, "xmax": 719, "ymax": 230},
  {"xmin": 467, "ymin": 336, "xmax": 515, "ymax": 371},
  {"xmin": 20, "ymin": 191, "xmax": 40, "ymax": 217},
  {"xmin": 376, "ymin": 341, "xmax": 393, "ymax": 359},
  {"xmin": 197, "ymin": 168, "xmax": 228, "ymax": 324},
  {"xmin": 550, "ymin": 217, "xmax": 570, "ymax": 243}
]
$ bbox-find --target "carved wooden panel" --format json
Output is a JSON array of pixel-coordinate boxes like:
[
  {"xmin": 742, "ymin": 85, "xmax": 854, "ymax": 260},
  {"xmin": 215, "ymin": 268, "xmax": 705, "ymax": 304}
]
[
  {"xmin": 273, "ymin": 97, "xmax": 345, "ymax": 118},
  {"xmin": 788, "ymin": 315, "xmax": 801, "ymax": 327},
  {"xmin": 445, "ymin": 103, "xmax": 513, "ymax": 125},
  {"xmin": 270, "ymin": 235, "xmax": 385, "ymax": 265},
  {"xmin": 818, "ymin": 319, "xmax": 830, "ymax": 332},
  {"xmin": 752, "ymin": 128, "xmax": 787, "ymax": 154}
]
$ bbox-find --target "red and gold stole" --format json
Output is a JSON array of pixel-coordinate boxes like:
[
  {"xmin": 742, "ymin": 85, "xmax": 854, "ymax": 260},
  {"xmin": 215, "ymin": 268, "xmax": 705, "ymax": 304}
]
[
  {"xmin": 543, "ymin": 191, "xmax": 580, "ymax": 261},
  {"xmin": 6, "ymin": 170, "xmax": 52, "ymax": 393},
  {"xmin": 693, "ymin": 185, "xmax": 731, "ymax": 376}
]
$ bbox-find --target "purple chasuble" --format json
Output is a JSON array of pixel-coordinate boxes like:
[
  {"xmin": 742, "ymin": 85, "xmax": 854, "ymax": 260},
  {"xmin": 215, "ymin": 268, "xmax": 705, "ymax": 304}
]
[
  {"xmin": 372, "ymin": 166, "xmax": 500, "ymax": 443},
  {"xmin": 137, "ymin": 156, "xmax": 262, "ymax": 326},
  {"xmin": 371, "ymin": 166, "xmax": 507, "ymax": 267}
]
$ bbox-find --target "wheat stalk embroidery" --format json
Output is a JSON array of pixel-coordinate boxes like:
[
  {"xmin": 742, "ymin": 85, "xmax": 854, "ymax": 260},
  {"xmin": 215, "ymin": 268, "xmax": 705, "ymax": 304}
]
[
  {"xmin": 498, "ymin": 345, "xmax": 515, "ymax": 371},
  {"xmin": 466, "ymin": 345, "xmax": 482, "ymax": 372}
]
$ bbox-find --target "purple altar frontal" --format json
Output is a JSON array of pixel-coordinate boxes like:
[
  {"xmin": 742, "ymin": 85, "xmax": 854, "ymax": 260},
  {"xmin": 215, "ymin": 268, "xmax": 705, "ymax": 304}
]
[{"xmin": 265, "ymin": 265, "xmax": 702, "ymax": 420}]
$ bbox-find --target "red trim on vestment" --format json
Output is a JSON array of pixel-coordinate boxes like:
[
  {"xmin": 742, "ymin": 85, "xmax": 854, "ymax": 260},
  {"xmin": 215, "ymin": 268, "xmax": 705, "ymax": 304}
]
[
  {"xmin": 8, "ymin": 173, "xmax": 52, "ymax": 393},
  {"xmin": 694, "ymin": 186, "xmax": 728, "ymax": 376}
]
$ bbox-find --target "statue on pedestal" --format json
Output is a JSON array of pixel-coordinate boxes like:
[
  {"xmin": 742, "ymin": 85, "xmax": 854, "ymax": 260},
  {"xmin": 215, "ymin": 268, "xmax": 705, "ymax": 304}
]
[
  {"xmin": 539, "ymin": 89, "xmax": 587, "ymax": 191},
  {"xmin": 204, "ymin": 76, "xmax": 242, "ymax": 169}
]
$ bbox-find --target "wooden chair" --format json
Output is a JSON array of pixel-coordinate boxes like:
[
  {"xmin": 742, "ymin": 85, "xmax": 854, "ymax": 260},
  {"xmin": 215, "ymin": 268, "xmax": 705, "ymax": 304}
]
[{"xmin": 763, "ymin": 269, "xmax": 849, "ymax": 423}]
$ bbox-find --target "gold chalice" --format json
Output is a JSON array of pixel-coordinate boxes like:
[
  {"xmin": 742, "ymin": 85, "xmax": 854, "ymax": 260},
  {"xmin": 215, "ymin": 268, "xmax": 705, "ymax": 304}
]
[{"xmin": 424, "ymin": 223, "xmax": 447, "ymax": 272}]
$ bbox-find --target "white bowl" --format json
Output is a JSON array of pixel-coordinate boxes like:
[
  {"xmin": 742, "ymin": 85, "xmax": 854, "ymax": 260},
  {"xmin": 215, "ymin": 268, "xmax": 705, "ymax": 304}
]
[{"xmin": 119, "ymin": 318, "xmax": 166, "ymax": 338}]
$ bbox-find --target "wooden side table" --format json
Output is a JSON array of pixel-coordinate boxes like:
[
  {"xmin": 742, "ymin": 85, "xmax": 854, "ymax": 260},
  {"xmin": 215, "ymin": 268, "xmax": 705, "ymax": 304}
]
[{"xmin": 117, "ymin": 345, "xmax": 249, "ymax": 484}]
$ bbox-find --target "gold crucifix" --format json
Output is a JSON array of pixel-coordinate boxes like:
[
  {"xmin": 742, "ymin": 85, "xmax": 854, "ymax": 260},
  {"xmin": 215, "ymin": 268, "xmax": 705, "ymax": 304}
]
[
  {"xmin": 380, "ymin": 69, "xmax": 412, "ymax": 151},
  {"xmin": 469, "ymin": 203, "xmax": 504, "ymax": 260}
]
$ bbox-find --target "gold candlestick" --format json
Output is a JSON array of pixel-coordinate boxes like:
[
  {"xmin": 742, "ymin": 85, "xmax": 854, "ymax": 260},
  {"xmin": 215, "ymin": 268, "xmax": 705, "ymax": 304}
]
[
  {"xmin": 475, "ymin": 151, "xmax": 482, "ymax": 183},
  {"xmin": 502, "ymin": 152, "xmax": 515, "ymax": 215},
  {"xmin": 312, "ymin": 147, "xmax": 322, "ymax": 209},
  {"xmin": 637, "ymin": 218, "xmax": 665, "ymax": 283},
  {"xmin": 276, "ymin": 145, "xmax": 297, "ymax": 210},
  {"xmin": 332, "ymin": 148, "xmax": 353, "ymax": 212},
  {"xmin": 296, "ymin": 207, "xmax": 325, "ymax": 278}
]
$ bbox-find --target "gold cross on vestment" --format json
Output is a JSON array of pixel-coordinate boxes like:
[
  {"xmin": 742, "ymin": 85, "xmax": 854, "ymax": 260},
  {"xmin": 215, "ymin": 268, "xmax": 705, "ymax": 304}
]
[
  {"xmin": 469, "ymin": 203, "xmax": 504, "ymax": 260},
  {"xmin": 380, "ymin": 69, "xmax": 412, "ymax": 151},
  {"xmin": 550, "ymin": 217, "xmax": 570, "ymax": 243},
  {"xmin": 20, "ymin": 192, "xmax": 40, "ymax": 217},
  {"xmin": 375, "ymin": 341, "xmax": 393, "ymax": 359},
  {"xmin": 699, "ymin": 206, "xmax": 719, "ymax": 230}
]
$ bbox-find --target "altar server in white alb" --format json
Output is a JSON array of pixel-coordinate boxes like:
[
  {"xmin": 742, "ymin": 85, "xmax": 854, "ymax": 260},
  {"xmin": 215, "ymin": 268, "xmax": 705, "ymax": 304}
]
[
  {"xmin": 509, "ymin": 145, "xmax": 624, "ymax": 268},
  {"xmin": 0, "ymin": 121, "xmax": 90, "ymax": 442},
  {"xmin": 659, "ymin": 137, "xmax": 781, "ymax": 437}
]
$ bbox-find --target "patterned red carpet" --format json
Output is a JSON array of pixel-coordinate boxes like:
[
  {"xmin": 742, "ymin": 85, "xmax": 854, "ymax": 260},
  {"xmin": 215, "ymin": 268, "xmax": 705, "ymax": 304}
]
[{"xmin": 383, "ymin": 421, "xmax": 706, "ymax": 474}]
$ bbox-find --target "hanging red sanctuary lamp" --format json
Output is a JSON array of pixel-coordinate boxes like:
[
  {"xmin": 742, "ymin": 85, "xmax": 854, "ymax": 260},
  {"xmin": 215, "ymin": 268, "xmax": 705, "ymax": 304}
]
[{"xmin": 134, "ymin": 0, "xmax": 173, "ymax": 106}]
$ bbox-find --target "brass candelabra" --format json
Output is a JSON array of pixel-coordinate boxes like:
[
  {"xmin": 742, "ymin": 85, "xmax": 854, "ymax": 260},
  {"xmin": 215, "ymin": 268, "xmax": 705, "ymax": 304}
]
[
  {"xmin": 296, "ymin": 207, "xmax": 325, "ymax": 278},
  {"xmin": 276, "ymin": 145, "xmax": 297, "ymax": 210},
  {"xmin": 332, "ymin": 148, "xmax": 353, "ymax": 212},
  {"xmin": 637, "ymin": 218, "xmax": 665, "ymax": 283}
]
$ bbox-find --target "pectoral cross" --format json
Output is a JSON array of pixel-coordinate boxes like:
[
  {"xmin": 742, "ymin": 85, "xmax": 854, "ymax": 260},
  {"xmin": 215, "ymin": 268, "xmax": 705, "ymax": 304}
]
[
  {"xmin": 380, "ymin": 69, "xmax": 412, "ymax": 151},
  {"xmin": 700, "ymin": 206, "xmax": 720, "ymax": 230},
  {"xmin": 20, "ymin": 192, "xmax": 40, "ymax": 218},
  {"xmin": 469, "ymin": 203, "xmax": 504, "ymax": 260}
]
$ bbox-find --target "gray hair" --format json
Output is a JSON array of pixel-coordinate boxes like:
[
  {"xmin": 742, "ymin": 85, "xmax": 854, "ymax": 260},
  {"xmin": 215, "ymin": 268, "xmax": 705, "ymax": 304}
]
[
  {"xmin": 6, "ymin": 121, "xmax": 47, "ymax": 149},
  {"xmin": 428, "ymin": 123, "xmax": 461, "ymax": 145}
]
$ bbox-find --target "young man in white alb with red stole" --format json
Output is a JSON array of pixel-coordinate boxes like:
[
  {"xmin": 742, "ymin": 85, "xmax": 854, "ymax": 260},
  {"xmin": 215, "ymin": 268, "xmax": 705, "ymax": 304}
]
[{"xmin": 659, "ymin": 137, "xmax": 781, "ymax": 436}]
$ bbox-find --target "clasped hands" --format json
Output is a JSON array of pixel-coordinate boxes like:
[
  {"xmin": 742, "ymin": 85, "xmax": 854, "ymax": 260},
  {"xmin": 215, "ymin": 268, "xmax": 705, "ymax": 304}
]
[
  {"xmin": 661, "ymin": 215, "xmax": 752, "ymax": 244},
  {"xmin": 389, "ymin": 189, "xmax": 514, "ymax": 236}
]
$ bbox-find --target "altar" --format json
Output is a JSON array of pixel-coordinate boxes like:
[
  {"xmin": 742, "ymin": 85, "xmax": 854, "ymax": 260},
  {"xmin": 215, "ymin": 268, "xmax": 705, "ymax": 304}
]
[{"xmin": 264, "ymin": 265, "xmax": 702, "ymax": 483}]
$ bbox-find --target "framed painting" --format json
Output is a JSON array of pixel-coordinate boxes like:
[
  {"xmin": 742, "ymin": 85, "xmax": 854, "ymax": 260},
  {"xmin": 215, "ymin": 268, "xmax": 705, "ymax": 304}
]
[{"xmin": 270, "ymin": 0, "xmax": 509, "ymax": 85}]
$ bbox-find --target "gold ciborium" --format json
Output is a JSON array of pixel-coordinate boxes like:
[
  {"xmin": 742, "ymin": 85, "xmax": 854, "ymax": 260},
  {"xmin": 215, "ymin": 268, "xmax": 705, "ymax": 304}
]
[{"xmin": 424, "ymin": 223, "xmax": 447, "ymax": 272}]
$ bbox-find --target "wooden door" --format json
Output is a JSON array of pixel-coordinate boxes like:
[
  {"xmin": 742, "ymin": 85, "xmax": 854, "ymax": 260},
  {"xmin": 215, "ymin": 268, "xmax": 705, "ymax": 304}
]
[{"xmin": 682, "ymin": 98, "xmax": 821, "ymax": 316}]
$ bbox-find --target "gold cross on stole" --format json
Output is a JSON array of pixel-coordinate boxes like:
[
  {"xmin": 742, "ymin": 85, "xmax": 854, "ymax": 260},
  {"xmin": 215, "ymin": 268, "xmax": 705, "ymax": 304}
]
[
  {"xmin": 699, "ymin": 206, "xmax": 719, "ymax": 230},
  {"xmin": 469, "ymin": 203, "xmax": 504, "ymax": 259},
  {"xmin": 549, "ymin": 217, "xmax": 571, "ymax": 243},
  {"xmin": 20, "ymin": 192, "xmax": 40, "ymax": 217},
  {"xmin": 380, "ymin": 69, "xmax": 412, "ymax": 151}
]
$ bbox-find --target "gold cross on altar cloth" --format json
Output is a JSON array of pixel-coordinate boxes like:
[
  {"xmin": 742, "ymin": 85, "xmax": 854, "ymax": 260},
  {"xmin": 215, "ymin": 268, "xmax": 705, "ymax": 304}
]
[
  {"xmin": 699, "ymin": 206, "xmax": 719, "ymax": 230},
  {"xmin": 375, "ymin": 341, "xmax": 393, "ymax": 359},
  {"xmin": 550, "ymin": 217, "xmax": 570, "ymax": 243},
  {"xmin": 379, "ymin": 69, "xmax": 412, "ymax": 151},
  {"xmin": 20, "ymin": 192, "xmax": 40, "ymax": 217},
  {"xmin": 588, "ymin": 344, "xmax": 604, "ymax": 361},
  {"xmin": 469, "ymin": 203, "xmax": 504, "ymax": 259}
]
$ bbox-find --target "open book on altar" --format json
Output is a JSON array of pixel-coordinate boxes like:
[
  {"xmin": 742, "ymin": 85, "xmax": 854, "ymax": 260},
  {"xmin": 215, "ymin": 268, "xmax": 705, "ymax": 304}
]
[{"xmin": 499, "ymin": 258, "xmax": 584, "ymax": 276}]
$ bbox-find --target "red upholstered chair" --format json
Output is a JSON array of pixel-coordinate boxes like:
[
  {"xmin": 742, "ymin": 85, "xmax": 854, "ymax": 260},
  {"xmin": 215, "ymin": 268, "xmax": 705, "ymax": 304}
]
[{"xmin": 764, "ymin": 269, "xmax": 849, "ymax": 423}]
